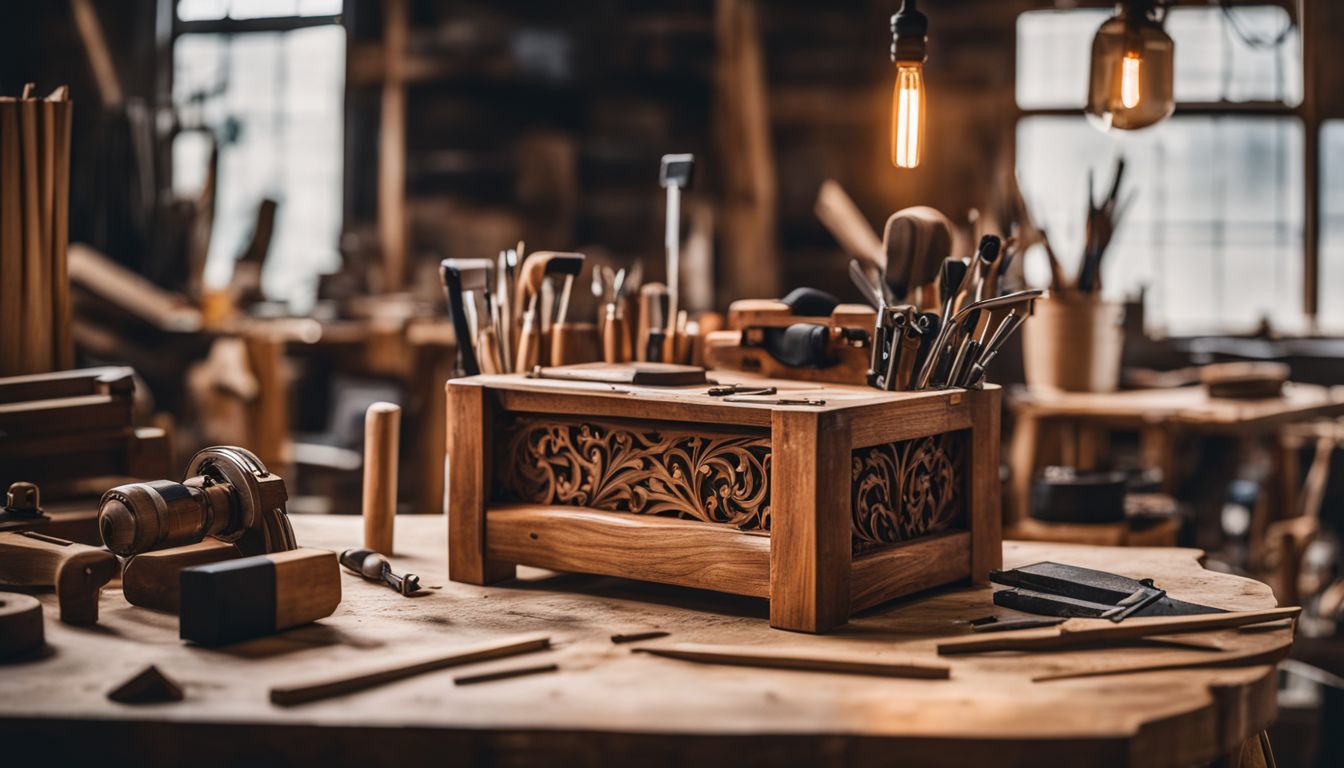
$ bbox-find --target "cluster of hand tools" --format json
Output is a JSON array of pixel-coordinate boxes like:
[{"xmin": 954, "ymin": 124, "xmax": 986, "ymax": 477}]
[
  {"xmin": 817, "ymin": 180, "xmax": 1042, "ymax": 392},
  {"xmin": 441, "ymin": 154, "xmax": 708, "ymax": 377}
]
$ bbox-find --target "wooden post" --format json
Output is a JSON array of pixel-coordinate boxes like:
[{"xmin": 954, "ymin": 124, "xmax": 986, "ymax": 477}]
[
  {"xmin": 967, "ymin": 388, "xmax": 1002, "ymax": 582},
  {"xmin": 769, "ymin": 410, "xmax": 851, "ymax": 633},
  {"xmin": 446, "ymin": 382, "xmax": 513, "ymax": 584},
  {"xmin": 362, "ymin": 402, "xmax": 401, "ymax": 554},
  {"xmin": 378, "ymin": 0, "xmax": 408, "ymax": 291}
]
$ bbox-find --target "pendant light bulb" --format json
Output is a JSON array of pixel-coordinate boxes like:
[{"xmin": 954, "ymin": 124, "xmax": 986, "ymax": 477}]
[
  {"xmin": 890, "ymin": 0, "xmax": 929, "ymax": 169},
  {"xmin": 1120, "ymin": 50, "xmax": 1142, "ymax": 109},
  {"xmin": 1085, "ymin": 1, "xmax": 1174, "ymax": 131}
]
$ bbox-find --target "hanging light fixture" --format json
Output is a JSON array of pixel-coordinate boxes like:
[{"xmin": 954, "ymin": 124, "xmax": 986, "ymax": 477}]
[
  {"xmin": 1085, "ymin": 0, "xmax": 1175, "ymax": 131},
  {"xmin": 890, "ymin": 0, "xmax": 928, "ymax": 169}
]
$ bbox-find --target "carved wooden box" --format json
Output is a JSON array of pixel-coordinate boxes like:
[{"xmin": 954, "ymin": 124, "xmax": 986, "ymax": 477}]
[{"xmin": 447, "ymin": 373, "xmax": 1001, "ymax": 633}]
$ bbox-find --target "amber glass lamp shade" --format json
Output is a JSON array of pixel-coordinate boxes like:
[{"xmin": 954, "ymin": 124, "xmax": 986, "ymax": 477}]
[{"xmin": 1085, "ymin": 5, "xmax": 1174, "ymax": 131}]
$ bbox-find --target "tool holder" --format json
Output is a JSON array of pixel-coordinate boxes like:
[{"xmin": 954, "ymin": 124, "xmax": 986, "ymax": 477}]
[{"xmin": 447, "ymin": 372, "xmax": 1001, "ymax": 633}]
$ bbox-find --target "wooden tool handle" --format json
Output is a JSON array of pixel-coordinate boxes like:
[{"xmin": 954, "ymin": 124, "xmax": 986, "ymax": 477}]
[
  {"xmin": 362, "ymin": 402, "xmax": 400, "ymax": 555},
  {"xmin": 477, "ymin": 327, "xmax": 502, "ymax": 374},
  {"xmin": 602, "ymin": 306, "xmax": 623, "ymax": 363},
  {"xmin": 0, "ymin": 530, "xmax": 117, "ymax": 625},
  {"xmin": 514, "ymin": 310, "xmax": 541, "ymax": 373}
]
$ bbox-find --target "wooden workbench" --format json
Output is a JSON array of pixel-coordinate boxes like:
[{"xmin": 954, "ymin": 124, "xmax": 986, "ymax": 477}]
[{"xmin": 1, "ymin": 514, "xmax": 1291, "ymax": 767}]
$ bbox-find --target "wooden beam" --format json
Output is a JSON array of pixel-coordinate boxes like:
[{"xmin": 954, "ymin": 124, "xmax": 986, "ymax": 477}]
[{"xmin": 377, "ymin": 0, "xmax": 408, "ymax": 292}]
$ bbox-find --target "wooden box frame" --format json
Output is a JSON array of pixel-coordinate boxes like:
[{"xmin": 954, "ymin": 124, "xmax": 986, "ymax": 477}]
[{"xmin": 447, "ymin": 375, "xmax": 1001, "ymax": 633}]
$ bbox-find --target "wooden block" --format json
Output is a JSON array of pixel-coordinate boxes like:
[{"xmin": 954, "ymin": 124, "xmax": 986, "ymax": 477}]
[
  {"xmin": 447, "ymin": 382, "xmax": 513, "ymax": 584},
  {"xmin": 107, "ymin": 664, "xmax": 184, "ymax": 704},
  {"xmin": 769, "ymin": 410, "xmax": 851, "ymax": 633},
  {"xmin": 122, "ymin": 539, "xmax": 241, "ymax": 613},
  {"xmin": 179, "ymin": 548, "xmax": 341, "ymax": 646}
]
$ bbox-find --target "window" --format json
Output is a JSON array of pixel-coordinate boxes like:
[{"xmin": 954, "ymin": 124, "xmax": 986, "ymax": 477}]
[
  {"xmin": 1014, "ymin": 6, "xmax": 1305, "ymax": 335},
  {"xmin": 171, "ymin": 1, "xmax": 344, "ymax": 312},
  {"xmin": 1323, "ymin": 122, "xmax": 1344, "ymax": 332}
]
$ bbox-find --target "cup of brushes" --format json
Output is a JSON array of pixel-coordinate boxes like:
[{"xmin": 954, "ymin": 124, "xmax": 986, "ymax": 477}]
[{"xmin": 1020, "ymin": 156, "xmax": 1131, "ymax": 394}]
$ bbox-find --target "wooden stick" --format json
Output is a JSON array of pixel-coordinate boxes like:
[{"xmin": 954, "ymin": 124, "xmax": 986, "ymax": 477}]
[
  {"xmin": 362, "ymin": 402, "xmax": 401, "ymax": 555},
  {"xmin": 454, "ymin": 663, "xmax": 558, "ymax": 686},
  {"xmin": 36, "ymin": 95, "xmax": 55, "ymax": 371},
  {"xmin": 610, "ymin": 630, "xmax": 670, "ymax": 644},
  {"xmin": 270, "ymin": 635, "xmax": 551, "ymax": 706},
  {"xmin": 937, "ymin": 607, "xmax": 1299, "ymax": 655},
  {"xmin": 633, "ymin": 643, "xmax": 949, "ymax": 679},
  {"xmin": 1032, "ymin": 644, "xmax": 1289, "ymax": 682}
]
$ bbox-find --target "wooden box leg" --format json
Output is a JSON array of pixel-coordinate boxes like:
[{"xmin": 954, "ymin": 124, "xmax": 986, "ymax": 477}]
[
  {"xmin": 446, "ymin": 382, "xmax": 515, "ymax": 584},
  {"xmin": 968, "ymin": 388, "xmax": 1002, "ymax": 582},
  {"xmin": 769, "ymin": 410, "xmax": 851, "ymax": 633}
]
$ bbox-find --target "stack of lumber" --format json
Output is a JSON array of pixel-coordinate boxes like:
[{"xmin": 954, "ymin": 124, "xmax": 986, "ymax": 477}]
[{"xmin": 1, "ymin": 84, "xmax": 73, "ymax": 375}]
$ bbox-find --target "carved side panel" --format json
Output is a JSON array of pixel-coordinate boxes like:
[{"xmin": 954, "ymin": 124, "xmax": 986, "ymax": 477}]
[
  {"xmin": 851, "ymin": 432, "xmax": 966, "ymax": 554},
  {"xmin": 497, "ymin": 416, "xmax": 772, "ymax": 531},
  {"xmin": 497, "ymin": 415, "xmax": 967, "ymax": 552}
]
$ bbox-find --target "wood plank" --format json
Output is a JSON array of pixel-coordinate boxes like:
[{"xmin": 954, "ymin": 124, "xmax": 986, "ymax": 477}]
[
  {"xmin": 0, "ymin": 100, "xmax": 22, "ymax": 374},
  {"xmin": 849, "ymin": 531, "xmax": 970, "ymax": 611},
  {"xmin": 769, "ymin": 410, "xmax": 851, "ymax": 632},
  {"xmin": 496, "ymin": 386, "xmax": 773, "ymax": 428},
  {"xmin": 447, "ymin": 382, "xmax": 513, "ymax": 584},
  {"xmin": 486, "ymin": 505, "xmax": 770, "ymax": 598},
  {"xmin": 967, "ymin": 386, "xmax": 1002, "ymax": 582},
  {"xmin": 847, "ymin": 390, "xmax": 975, "ymax": 447},
  {"xmin": 0, "ymin": 394, "xmax": 129, "ymax": 436}
]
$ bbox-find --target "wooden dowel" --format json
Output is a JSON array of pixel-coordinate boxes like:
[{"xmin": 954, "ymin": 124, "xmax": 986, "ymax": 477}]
[
  {"xmin": 454, "ymin": 662, "xmax": 558, "ymax": 686},
  {"xmin": 362, "ymin": 401, "xmax": 400, "ymax": 554},
  {"xmin": 633, "ymin": 643, "xmax": 950, "ymax": 679},
  {"xmin": 269, "ymin": 635, "xmax": 551, "ymax": 706},
  {"xmin": 937, "ymin": 607, "xmax": 1300, "ymax": 655}
]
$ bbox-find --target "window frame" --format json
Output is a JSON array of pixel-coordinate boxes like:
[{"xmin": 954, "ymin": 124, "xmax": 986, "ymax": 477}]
[{"xmin": 1011, "ymin": 0, "xmax": 1323, "ymax": 326}]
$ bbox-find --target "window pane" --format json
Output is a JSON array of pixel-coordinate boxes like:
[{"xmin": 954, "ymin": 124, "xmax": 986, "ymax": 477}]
[
  {"xmin": 1017, "ymin": 6, "xmax": 1301, "ymax": 109},
  {"xmin": 1321, "ymin": 122, "xmax": 1344, "ymax": 332},
  {"xmin": 1016, "ymin": 116, "xmax": 1303, "ymax": 335},
  {"xmin": 173, "ymin": 26, "xmax": 345, "ymax": 312},
  {"xmin": 179, "ymin": 0, "xmax": 337, "ymax": 21}
]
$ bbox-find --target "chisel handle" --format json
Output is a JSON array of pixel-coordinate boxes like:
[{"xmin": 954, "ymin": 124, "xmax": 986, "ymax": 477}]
[{"xmin": 602, "ymin": 306, "xmax": 624, "ymax": 363}]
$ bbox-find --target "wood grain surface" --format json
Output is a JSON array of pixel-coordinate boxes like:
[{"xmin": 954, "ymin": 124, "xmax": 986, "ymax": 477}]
[{"xmin": 0, "ymin": 515, "xmax": 1292, "ymax": 768}]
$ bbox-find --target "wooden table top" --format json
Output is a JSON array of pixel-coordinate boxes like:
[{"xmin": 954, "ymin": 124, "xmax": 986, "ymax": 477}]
[
  {"xmin": 1, "ymin": 514, "xmax": 1291, "ymax": 767},
  {"xmin": 1011, "ymin": 382, "xmax": 1344, "ymax": 429}
]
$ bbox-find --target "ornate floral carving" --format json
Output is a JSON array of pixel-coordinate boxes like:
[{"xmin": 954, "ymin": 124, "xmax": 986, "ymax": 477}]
[
  {"xmin": 497, "ymin": 417, "xmax": 772, "ymax": 530},
  {"xmin": 851, "ymin": 433, "xmax": 966, "ymax": 554},
  {"xmin": 497, "ymin": 416, "xmax": 965, "ymax": 552}
]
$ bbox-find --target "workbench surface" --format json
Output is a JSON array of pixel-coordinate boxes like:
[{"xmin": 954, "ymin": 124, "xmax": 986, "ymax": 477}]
[{"xmin": 2, "ymin": 515, "xmax": 1290, "ymax": 767}]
